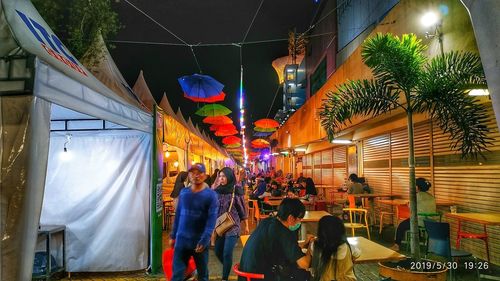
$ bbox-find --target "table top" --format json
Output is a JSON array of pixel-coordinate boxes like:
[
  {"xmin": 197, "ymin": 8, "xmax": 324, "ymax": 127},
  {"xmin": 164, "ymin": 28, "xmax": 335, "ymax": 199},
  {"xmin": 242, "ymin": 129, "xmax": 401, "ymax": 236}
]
[
  {"xmin": 266, "ymin": 200, "xmax": 282, "ymax": 206},
  {"xmin": 347, "ymin": 237, "xmax": 406, "ymax": 263},
  {"xmin": 445, "ymin": 213, "xmax": 500, "ymax": 225},
  {"xmin": 378, "ymin": 199, "xmax": 455, "ymax": 207},
  {"xmin": 38, "ymin": 225, "xmax": 65, "ymax": 233},
  {"xmin": 351, "ymin": 193, "xmax": 400, "ymax": 198},
  {"xmin": 302, "ymin": 211, "xmax": 331, "ymax": 222}
]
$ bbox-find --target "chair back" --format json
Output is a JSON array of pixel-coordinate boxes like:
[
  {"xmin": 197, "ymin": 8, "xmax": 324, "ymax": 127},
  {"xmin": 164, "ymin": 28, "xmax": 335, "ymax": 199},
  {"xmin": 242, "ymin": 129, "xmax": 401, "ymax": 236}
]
[
  {"xmin": 396, "ymin": 204, "xmax": 410, "ymax": 220},
  {"xmin": 424, "ymin": 220, "xmax": 452, "ymax": 259},
  {"xmin": 347, "ymin": 195, "xmax": 356, "ymax": 208},
  {"xmin": 240, "ymin": 235, "xmax": 250, "ymax": 247},
  {"xmin": 233, "ymin": 263, "xmax": 265, "ymax": 281}
]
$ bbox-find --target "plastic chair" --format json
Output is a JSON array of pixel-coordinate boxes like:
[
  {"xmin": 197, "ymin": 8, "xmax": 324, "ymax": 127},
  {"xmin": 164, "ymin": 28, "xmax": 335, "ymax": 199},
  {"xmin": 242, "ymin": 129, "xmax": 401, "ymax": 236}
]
[
  {"xmin": 424, "ymin": 220, "xmax": 479, "ymax": 281},
  {"xmin": 254, "ymin": 202, "xmax": 270, "ymax": 224},
  {"xmin": 247, "ymin": 199, "xmax": 257, "ymax": 221},
  {"xmin": 456, "ymin": 220, "xmax": 490, "ymax": 262},
  {"xmin": 343, "ymin": 208, "xmax": 371, "ymax": 240},
  {"xmin": 233, "ymin": 263, "xmax": 265, "ymax": 281},
  {"xmin": 378, "ymin": 209, "xmax": 394, "ymax": 234},
  {"xmin": 240, "ymin": 235, "xmax": 250, "ymax": 247}
]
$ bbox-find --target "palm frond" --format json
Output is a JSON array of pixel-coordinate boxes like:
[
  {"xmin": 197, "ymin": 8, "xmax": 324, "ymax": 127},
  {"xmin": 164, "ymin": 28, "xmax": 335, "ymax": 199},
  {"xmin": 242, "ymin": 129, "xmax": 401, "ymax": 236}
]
[
  {"xmin": 416, "ymin": 51, "xmax": 491, "ymax": 157},
  {"xmin": 362, "ymin": 33, "xmax": 426, "ymax": 93},
  {"xmin": 319, "ymin": 79, "xmax": 401, "ymax": 140}
]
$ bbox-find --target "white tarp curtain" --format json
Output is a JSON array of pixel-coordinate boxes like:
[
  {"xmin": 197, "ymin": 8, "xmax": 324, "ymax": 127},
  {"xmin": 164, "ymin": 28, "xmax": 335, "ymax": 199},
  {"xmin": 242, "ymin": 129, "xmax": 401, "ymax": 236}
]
[
  {"xmin": 40, "ymin": 130, "xmax": 151, "ymax": 271},
  {"xmin": 173, "ymin": 146, "xmax": 186, "ymax": 172}
]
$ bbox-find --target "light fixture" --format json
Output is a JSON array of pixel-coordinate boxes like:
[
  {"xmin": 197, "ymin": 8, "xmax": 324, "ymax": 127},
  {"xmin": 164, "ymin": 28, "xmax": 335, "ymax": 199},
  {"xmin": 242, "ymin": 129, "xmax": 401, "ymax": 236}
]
[
  {"xmin": 165, "ymin": 151, "xmax": 171, "ymax": 158},
  {"xmin": 468, "ymin": 89, "xmax": 489, "ymax": 96},
  {"xmin": 173, "ymin": 161, "xmax": 179, "ymax": 168},
  {"xmin": 191, "ymin": 160, "xmax": 196, "ymax": 165},
  {"xmin": 421, "ymin": 11, "xmax": 443, "ymax": 56},
  {"xmin": 331, "ymin": 139, "xmax": 352, "ymax": 144},
  {"xmin": 294, "ymin": 148, "xmax": 307, "ymax": 152},
  {"xmin": 63, "ymin": 133, "xmax": 72, "ymax": 152},
  {"xmin": 280, "ymin": 151, "xmax": 289, "ymax": 155}
]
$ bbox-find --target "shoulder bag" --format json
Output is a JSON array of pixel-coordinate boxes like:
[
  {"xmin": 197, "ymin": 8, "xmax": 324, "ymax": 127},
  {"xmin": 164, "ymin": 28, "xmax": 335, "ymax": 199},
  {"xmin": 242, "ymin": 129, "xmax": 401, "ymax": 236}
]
[{"xmin": 214, "ymin": 187, "xmax": 237, "ymax": 236}]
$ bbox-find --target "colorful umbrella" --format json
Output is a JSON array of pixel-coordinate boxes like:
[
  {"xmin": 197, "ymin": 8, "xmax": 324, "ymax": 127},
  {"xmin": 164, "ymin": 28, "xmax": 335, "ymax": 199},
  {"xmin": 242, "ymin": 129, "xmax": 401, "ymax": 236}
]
[
  {"xmin": 254, "ymin": 118, "xmax": 279, "ymax": 128},
  {"xmin": 251, "ymin": 139, "xmax": 270, "ymax": 146},
  {"xmin": 202, "ymin": 115, "xmax": 233, "ymax": 125},
  {"xmin": 178, "ymin": 74, "xmax": 225, "ymax": 101},
  {"xmin": 210, "ymin": 124, "xmax": 236, "ymax": 131},
  {"xmin": 195, "ymin": 104, "xmax": 231, "ymax": 116},
  {"xmin": 225, "ymin": 143, "xmax": 241, "ymax": 148},
  {"xmin": 215, "ymin": 129, "xmax": 238, "ymax": 137},
  {"xmin": 184, "ymin": 92, "xmax": 225, "ymax": 103},
  {"xmin": 222, "ymin": 136, "xmax": 241, "ymax": 145},
  {"xmin": 254, "ymin": 126, "xmax": 276, "ymax": 132},
  {"xmin": 253, "ymin": 131, "xmax": 273, "ymax": 137}
]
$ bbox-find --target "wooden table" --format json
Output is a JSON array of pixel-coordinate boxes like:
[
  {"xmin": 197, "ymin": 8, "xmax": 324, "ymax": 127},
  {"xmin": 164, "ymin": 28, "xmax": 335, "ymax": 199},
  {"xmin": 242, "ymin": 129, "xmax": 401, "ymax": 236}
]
[
  {"xmin": 445, "ymin": 213, "xmax": 500, "ymax": 262},
  {"xmin": 300, "ymin": 211, "xmax": 331, "ymax": 239},
  {"xmin": 378, "ymin": 199, "xmax": 455, "ymax": 207},
  {"xmin": 346, "ymin": 236, "xmax": 406, "ymax": 263},
  {"xmin": 351, "ymin": 194, "xmax": 401, "ymax": 225}
]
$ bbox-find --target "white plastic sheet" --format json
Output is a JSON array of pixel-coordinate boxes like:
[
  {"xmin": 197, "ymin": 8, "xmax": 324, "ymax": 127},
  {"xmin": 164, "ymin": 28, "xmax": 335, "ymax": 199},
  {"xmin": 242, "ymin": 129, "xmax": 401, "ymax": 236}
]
[{"xmin": 40, "ymin": 130, "xmax": 151, "ymax": 271}]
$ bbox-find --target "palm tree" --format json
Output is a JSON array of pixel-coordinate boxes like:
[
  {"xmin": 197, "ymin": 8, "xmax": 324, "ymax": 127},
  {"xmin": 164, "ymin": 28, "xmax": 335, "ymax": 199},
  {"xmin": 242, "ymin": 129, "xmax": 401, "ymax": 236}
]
[{"xmin": 319, "ymin": 33, "xmax": 490, "ymax": 259}]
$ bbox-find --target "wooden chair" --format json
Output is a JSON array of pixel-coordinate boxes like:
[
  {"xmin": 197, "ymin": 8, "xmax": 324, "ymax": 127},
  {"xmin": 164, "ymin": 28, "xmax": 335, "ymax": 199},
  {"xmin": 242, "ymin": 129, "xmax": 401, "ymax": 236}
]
[
  {"xmin": 233, "ymin": 263, "xmax": 264, "ymax": 281},
  {"xmin": 343, "ymin": 208, "xmax": 371, "ymax": 240},
  {"xmin": 378, "ymin": 209, "xmax": 394, "ymax": 235}
]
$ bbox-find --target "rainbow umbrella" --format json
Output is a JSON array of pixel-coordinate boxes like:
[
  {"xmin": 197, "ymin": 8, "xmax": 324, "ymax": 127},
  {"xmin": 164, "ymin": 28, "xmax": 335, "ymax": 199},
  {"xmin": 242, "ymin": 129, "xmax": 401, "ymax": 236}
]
[
  {"xmin": 254, "ymin": 126, "xmax": 276, "ymax": 132},
  {"xmin": 215, "ymin": 129, "xmax": 238, "ymax": 137},
  {"xmin": 210, "ymin": 124, "xmax": 236, "ymax": 131},
  {"xmin": 222, "ymin": 136, "xmax": 241, "ymax": 145},
  {"xmin": 225, "ymin": 143, "xmax": 241, "ymax": 148},
  {"xmin": 195, "ymin": 104, "xmax": 231, "ymax": 116}
]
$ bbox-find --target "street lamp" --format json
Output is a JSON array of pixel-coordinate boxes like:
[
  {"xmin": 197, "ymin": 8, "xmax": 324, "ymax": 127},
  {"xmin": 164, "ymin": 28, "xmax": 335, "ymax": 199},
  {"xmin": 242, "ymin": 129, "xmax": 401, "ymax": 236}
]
[{"xmin": 421, "ymin": 11, "xmax": 444, "ymax": 56}]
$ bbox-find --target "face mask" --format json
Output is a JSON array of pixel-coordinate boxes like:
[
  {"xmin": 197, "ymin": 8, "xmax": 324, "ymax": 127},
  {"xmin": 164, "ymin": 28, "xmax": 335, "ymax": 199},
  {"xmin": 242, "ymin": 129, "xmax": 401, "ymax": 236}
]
[{"xmin": 288, "ymin": 222, "xmax": 301, "ymax": 231}]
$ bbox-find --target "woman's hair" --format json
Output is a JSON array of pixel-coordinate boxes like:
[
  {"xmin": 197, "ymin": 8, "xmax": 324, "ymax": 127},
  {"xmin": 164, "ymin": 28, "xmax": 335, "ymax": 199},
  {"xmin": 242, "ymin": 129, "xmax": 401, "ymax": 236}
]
[
  {"xmin": 348, "ymin": 173, "xmax": 359, "ymax": 183},
  {"xmin": 312, "ymin": 216, "xmax": 347, "ymax": 281},
  {"xmin": 277, "ymin": 198, "xmax": 305, "ymax": 220},
  {"xmin": 416, "ymin": 177, "xmax": 431, "ymax": 192}
]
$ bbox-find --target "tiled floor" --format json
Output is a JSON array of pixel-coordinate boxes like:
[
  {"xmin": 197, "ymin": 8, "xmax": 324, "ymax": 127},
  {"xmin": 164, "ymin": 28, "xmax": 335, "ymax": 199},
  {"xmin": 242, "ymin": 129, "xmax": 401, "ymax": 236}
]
[{"xmin": 52, "ymin": 219, "xmax": 498, "ymax": 281}]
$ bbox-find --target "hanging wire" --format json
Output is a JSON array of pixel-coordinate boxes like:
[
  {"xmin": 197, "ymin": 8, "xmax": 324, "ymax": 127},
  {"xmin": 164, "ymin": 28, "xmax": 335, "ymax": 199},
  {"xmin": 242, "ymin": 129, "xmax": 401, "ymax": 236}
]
[
  {"xmin": 266, "ymin": 84, "xmax": 282, "ymax": 118},
  {"xmin": 190, "ymin": 45, "xmax": 203, "ymax": 73}
]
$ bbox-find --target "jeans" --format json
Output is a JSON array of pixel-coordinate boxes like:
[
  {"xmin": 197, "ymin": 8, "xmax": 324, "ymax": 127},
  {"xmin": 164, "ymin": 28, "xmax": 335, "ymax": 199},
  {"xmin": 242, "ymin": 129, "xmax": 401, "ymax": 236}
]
[
  {"xmin": 395, "ymin": 218, "xmax": 410, "ymax": 246},
  {"xmin": 214, "ymin": 235, "xmax": 238, "ymax": 280},
  {"xmin": 172, "ymin": 244, "xmax": 209, "ymax": 281}
]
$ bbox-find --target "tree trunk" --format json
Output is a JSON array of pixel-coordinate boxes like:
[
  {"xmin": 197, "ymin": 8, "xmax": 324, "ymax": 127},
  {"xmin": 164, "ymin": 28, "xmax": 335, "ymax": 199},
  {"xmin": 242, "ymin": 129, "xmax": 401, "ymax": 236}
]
[{"xmin": 407, "ymin": 111, "xmax": 420, "ymax": 259}]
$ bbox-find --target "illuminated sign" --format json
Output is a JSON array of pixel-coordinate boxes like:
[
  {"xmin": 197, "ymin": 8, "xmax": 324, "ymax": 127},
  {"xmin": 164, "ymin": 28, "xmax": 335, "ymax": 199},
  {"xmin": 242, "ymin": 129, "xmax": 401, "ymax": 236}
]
[{"xmin": 16, "ymin": 10, "xmax": 87, "ymax": 76}]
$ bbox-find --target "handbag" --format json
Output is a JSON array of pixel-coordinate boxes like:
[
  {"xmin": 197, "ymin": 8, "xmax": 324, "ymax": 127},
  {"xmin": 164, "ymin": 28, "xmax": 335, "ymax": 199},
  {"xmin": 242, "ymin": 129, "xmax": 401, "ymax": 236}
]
[{"xmin": 215, "ymin": 187, "xmax": 236, "ymax": 236}]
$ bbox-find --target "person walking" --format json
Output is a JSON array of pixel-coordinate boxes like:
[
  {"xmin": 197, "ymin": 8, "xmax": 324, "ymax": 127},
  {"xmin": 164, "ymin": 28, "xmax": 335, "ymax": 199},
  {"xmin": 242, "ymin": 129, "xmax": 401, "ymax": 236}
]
[
  {"xmin": 169, "ymin": 163, "xmax": 219, "ymax": 281},
  {"xmin": 213, "ymin": 167, "xmax": 249, "ymax": 281}
]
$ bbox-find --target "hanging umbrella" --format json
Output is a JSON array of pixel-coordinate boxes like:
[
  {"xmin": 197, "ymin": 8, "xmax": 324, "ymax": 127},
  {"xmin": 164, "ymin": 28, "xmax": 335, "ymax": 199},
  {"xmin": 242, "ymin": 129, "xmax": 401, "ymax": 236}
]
[
  {"xmin": 254, "ymin": 126, "xmax": 276, "ymax": 132},
  {"xmin": 210, "ymin": 124, "xmax": 236, "ymax": 131},
  {"xmin": 178, "ymin": 74, "xmax": 226, "ymax": 102},
  {"xmin": 254, "ymin": 118, "xmax": 279, "ymax": 128},
  {"xmin": 215, "ymin": 129, "xmax": 238, "ymax": 137},
  {"xmin": 225, "ymin": 143, "xmax": 241, "ymax": 148},
  {"xmin": 222, "ymin": 136, "xmax": 241, "ymax": 145},
  {"xmin": 251, "ymin": 139, "xmax": 270, "ymax": 146},
  {"xmin": 253, "ymin": 131, "xmax": 273, "ymax": 137},
  {"xmin": 195, "ymin": 104, "xmax": 231, "ymax": 116},
  {"xmin": 184, "ymin": 92, "xmax": 225, "ymax": 103},
  {"xmin": 203, "ymin": 115, "xmax": 233, "ymax": 125}
]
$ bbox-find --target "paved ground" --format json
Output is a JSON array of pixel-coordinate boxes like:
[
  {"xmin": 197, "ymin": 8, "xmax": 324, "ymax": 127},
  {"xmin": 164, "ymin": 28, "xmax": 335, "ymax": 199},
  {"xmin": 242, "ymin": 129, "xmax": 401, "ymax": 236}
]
[{"xmin": 48, "ymin": 219, "xmax": 498, "ymax": 281}]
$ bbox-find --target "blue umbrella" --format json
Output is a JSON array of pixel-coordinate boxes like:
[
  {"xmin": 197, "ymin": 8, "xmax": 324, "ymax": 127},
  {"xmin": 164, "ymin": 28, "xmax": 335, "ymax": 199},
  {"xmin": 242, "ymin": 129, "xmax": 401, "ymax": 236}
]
[
  {"xmin": 178, "ymin": 74, "xmax": 224, "ymax": 100},
  {"xmin": 253, "ymin": 131, "xmax": 273, "ymax": 137}
]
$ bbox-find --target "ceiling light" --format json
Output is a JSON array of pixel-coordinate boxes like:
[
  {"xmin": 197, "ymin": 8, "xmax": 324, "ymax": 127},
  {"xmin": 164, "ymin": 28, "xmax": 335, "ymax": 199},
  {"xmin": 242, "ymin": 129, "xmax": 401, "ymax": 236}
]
[
  {"xmin": 468, "ymin": 89, "xmax": 489, "ymax": 96},
  {"xmin": 331, "ymin": 139, "xmax": 352, "ymax": 144},
  {"xmin": 173, "ymin": 161, "xmax": 179, "ymax": 168},
  {"xmin": 165, "ymin": 151, "xmax": 170, "ymax": 158},
  {"xmin": 294, "ymin": 148, "xmax": 307, "ymax": 152}
]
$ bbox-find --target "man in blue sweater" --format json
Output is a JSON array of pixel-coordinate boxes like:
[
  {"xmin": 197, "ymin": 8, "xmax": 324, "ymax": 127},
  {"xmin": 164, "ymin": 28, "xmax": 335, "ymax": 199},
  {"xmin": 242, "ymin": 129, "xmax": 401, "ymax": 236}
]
[{"xmin": 169, "ymin": 163, "xmax": 219, "ymax": 281}]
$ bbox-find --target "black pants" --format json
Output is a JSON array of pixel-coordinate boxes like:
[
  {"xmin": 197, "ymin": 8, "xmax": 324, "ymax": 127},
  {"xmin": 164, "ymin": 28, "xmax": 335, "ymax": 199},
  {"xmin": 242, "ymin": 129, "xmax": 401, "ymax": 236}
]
[{"xmin": 395, "ymin": 218, "xmax": 410, "ymax": 246}]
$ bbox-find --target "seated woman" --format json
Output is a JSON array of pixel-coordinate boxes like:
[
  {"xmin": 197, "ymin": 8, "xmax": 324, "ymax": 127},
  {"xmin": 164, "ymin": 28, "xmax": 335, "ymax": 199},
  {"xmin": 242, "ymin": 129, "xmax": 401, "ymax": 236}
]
[
  {"xmin": 310, "ymin": 215, "xmax": 360, "ymax": 281},
  {"xmin": 346, "ymin": 173, "xmax": 364, "ymax": 207},
  {"xmin": 391, "ymin": 177, "xmax": 436, "ymax": 251}
]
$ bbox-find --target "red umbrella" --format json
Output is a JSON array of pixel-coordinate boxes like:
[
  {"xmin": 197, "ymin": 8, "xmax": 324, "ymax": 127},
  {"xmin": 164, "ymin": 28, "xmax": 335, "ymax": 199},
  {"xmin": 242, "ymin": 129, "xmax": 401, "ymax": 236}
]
[
  {"xmin": 203, "ymin": 115, "xmax": 233, "ymax": 125},
  {"xmin": 210, "ymin": 124, "xmax": 236, "ymax": 131},
  {"xmin": 251, "ymin": 143, "xmax": 268, "ymax": 149},
  {"xmin": 215, "ymin": 129, "xmax": 238, "ymax": 137},
  {"xmin": 254, "ymin": 118, "xmax": 279, "ymax": 128},
  {"xmin": 222, "ymin": 136, "xmax": 241, "ymax": 145},
  {"xmin": 184, "ymin": 92, "xmax": 226, "ymax": 103}
]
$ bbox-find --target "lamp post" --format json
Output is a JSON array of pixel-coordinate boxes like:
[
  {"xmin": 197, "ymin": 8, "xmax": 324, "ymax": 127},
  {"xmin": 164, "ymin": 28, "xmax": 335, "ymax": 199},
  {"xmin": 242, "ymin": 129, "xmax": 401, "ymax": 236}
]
[{"xmin": 421, "ymin": 11, "xmax": 444, "ymax": 56}]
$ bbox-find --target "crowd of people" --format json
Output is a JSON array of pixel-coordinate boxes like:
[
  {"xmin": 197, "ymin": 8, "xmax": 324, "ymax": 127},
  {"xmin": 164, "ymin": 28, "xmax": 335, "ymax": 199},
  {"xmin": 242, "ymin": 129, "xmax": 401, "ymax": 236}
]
[{"xmin": 167, "ymin": 164, "xmax": 436, "ymax": 281}]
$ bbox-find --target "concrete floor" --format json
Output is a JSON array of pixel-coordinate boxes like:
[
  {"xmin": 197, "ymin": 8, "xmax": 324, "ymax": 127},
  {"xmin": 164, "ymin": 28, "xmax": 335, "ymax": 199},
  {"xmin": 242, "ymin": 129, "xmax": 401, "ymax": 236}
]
[{"xmin": 49, "ymin": 218, "xmax": 498, "ymax": 281}]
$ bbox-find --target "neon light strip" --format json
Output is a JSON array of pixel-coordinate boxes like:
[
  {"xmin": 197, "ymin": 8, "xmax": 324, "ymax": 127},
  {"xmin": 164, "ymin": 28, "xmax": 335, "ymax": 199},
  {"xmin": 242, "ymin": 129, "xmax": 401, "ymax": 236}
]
[{"xmin": 240, "ymin": 65, "xmax": 247, "ymax": 166}]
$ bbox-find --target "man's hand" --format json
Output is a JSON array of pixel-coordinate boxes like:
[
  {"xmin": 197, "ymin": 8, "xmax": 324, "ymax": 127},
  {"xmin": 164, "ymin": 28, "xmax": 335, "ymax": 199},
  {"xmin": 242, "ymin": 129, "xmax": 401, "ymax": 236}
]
[
  {"xmin": 195, "ymin": 244, "xmax": 206, "ymax": 253},
  {"xmin": 168, "ymin": 239, "xmax": 175, "ymax": 249}
]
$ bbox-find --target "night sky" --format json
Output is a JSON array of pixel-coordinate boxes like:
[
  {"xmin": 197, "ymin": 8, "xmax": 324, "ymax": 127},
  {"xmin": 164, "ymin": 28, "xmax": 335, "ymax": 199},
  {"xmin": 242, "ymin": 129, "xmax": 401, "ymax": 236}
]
[{"xmin": 110, "ymin": 0, "xmax": 321, "ymax": 140}]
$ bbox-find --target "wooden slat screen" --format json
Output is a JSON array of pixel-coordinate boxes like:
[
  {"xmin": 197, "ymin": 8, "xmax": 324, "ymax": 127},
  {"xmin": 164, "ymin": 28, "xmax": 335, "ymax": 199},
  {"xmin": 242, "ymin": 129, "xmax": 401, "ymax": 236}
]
[
  {"xmin": 321, "ymin": 150, "xmax": 333, "ymax": 186},
  {"xmin": 333, "ymin": 147, "xmax": 347, "ymax": 187},
  {"xmin": 359, "ymin": 103, "xmax": 500, "ymax": 264},
  {"xmin": 303, "ymin": 154, "xmax": 312, "ymax": 178},
  {"xmin": 313, "ymin": 152, "xmax": 322, "ymax": 184}
]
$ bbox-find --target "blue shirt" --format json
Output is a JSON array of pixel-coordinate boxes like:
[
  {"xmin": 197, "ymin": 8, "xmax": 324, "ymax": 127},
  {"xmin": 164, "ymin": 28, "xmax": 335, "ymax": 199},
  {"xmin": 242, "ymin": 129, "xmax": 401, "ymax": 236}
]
[{"xmin": 170, "ymin": 185, "xmax": 219, "ymax": 248}]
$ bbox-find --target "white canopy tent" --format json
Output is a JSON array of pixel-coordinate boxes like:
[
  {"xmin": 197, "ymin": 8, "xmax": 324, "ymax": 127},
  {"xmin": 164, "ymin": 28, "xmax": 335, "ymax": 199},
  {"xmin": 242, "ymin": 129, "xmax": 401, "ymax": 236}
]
[{"xmin": 0, "ymin": 0, "xmax": 153, "ymax": 279}]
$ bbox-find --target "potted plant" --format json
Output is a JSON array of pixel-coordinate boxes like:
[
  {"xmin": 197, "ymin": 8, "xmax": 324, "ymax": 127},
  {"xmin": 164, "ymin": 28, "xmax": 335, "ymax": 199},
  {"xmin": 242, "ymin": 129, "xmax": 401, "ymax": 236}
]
[{"xmin": 319, "ymin": 33, "xmax": 489, "ymax": 261}]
